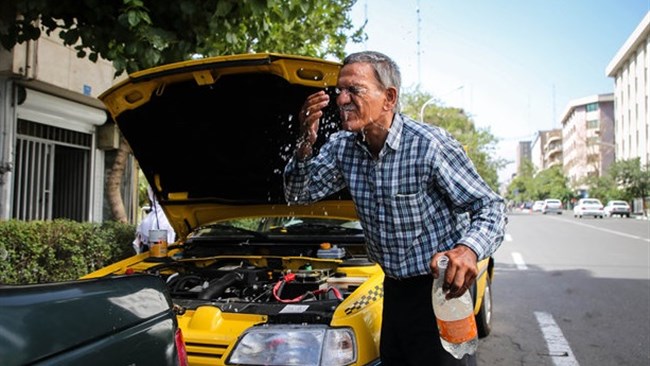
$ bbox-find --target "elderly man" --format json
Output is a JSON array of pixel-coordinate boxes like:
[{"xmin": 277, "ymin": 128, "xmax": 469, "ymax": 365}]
[{"xmin": 284, "ymin": 50, "xmax": 506, "ymax": 365}]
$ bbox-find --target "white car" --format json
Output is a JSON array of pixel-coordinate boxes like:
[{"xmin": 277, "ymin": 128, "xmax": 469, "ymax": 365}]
[
  {"xmin": 603, "ymin": 200, "xmax": 631, "ymax": 218},
  {"xmin": 542, "ymin": 199, "xmax": 563, "ymax": 214},
  {"xmin": 532, "ymin": 200, "xmax": 545, "ymax": 212},
  {"xmin": 573, "ymin": 198, "xmax": 604, "ymax": 218}
]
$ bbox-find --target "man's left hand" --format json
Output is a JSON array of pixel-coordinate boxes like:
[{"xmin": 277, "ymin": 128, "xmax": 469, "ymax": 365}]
[{"xmin": 430, "ymin": 245, "xmax": 478, "ymax": 300}]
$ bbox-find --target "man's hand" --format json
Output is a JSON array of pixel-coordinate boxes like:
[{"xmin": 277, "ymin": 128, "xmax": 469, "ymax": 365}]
[
  {"xmin": 296, "ymin": 90, "xmax": 330, "ymax": 160},
  {"xmin": 430, "ymin": 244, "xmax": 478, "ymax": 300}
]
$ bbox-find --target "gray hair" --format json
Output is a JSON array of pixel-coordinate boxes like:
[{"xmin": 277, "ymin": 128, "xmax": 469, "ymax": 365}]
[{"xmin": 343, "ymin": 51, "xmax": 401, "ymax": 112}]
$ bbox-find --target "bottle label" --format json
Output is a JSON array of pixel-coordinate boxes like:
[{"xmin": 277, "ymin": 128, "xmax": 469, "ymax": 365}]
[{"xmin": 437, "ymin": 315, "xmax": 478, "ymax": 343}]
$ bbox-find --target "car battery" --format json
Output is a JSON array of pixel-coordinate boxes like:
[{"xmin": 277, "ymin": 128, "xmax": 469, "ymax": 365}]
[{"xmin": 280, "ymin": 269, "xmax": 330, "ymax": 299}]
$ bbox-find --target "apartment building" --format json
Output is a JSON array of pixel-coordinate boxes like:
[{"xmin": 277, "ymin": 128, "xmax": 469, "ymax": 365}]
[
  {"xmin": 606, "ymin": 11, "xmax": 650, "ymax": 168},
  {"xmin": 515, "ymin": 140, "xmax": 532, "ymax": 175},
  {"xmin": 0, "ymin": 30, "xmax": 137, "ymax": 222},
  {"xmin": 543, "ymin": 129, "xmax": 563, "ymax": 170},
  {"xmin": 530, "ymin": 132, "xmax": 545, "ymax": 173},
  {"xmin": 560, "ymin": 94, "xmax": 615, "ymax": 193},
  {"xmin": 530, "ymin": 129, "xmax": 563, "ymax": 174}
]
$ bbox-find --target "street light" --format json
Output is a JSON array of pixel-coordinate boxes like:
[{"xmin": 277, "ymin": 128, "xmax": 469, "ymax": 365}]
[{"xmin": 419, "ymin": 85, "xmax": 464, "ymax": 122}]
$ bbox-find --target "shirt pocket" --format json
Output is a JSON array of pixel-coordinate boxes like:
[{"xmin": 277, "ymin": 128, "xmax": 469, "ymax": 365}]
[{"xmin": 390, "ymin": 192, "xmax": 425, "ymax": 243}]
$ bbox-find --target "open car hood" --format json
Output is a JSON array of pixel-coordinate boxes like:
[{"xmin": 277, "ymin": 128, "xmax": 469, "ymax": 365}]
[{"xmin": 99, "ymin": 53, "xmax": 353, "ymax": 239}]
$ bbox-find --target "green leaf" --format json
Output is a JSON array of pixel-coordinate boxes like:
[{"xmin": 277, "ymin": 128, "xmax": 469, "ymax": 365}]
[
  {"xmin": 127, "ymin": 10, "xmax": 140, "ymax": 27},
  {"xmin": 215, "ymin": 1, "xmax": 233, "ymax": 17}
]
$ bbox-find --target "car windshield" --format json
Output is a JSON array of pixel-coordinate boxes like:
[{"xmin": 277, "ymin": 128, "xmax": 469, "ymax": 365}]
[{"xmin": 187, "ymin": 217, "xmax": 364, "ymax": 241}]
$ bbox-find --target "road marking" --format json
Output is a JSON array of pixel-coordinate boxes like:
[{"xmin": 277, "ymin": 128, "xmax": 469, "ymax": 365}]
[
  {"xmin": 548, "ymin": 216, "xmax": 650, "ymax": 242},
  {"xmin": 505, "ymin": 233, "xmax": 513, "ymax": 242},
  {"xmin": 511, "ymin": 252, "xmax": 528, "ymax": 270},
  {"xmin": 534, "ymin": 311, "xmax": 580, "ymax": 366}
]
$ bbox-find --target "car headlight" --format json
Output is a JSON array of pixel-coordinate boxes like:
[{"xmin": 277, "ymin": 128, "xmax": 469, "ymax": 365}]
[{"xmin": 226, "ymin": 324, "xmax": 357, "ymax": 366}]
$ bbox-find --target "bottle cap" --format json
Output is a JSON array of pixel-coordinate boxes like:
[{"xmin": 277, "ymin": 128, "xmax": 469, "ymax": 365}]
[{"xmin": 437, "ymin": 255, "xmax": 449, "ymax": 269}]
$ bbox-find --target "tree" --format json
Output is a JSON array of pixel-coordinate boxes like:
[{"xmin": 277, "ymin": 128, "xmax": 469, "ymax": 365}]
[
  {"xmin": 401, "ymin": 87, "xmax": 507, "ymax": 192},
  {"xmin": 1, "ymin": 0, "xmax": 365, "ymax": 222},
  {"xmin": 608, "ymin": 158, "xmax": 650, "ymax": 214},
  {"xmin": 530, "ymin": 165, "xmax": 572, "ymax": 202},
  {"xmin": 1, "ymin": 0, "xmax": 364, "ymax": 76},
  {"xmin": 582, "ymin": 174, "xmax": 620, "ymax": 203},
  {"xmin": 506, "ymin": 160, "xmax": 535, "ymax": 203}
]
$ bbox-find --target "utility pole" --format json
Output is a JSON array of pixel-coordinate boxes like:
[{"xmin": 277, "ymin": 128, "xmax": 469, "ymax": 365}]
[{"xmin": 416, "ymin": 0, "xmax": 421, "ymax": 86}]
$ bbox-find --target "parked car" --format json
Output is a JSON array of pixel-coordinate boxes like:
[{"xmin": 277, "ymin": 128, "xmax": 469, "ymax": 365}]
[
  {"xmin": 603, "ymin": 200, "xmax": 631, "ymax": 218},
  {"xmin": 520, "ymin": 201, "xmax": 533, "ymax": 213},
  {"xmin": 532, "ymin": 200, "xmax": 545, "ymax": 212},
  {"xmin": 542, "ymin": 198, "xmax": 563, "ymax": 214},
  {"xmin": 573, "ymin": 198, "xmax": 604, "ymax": 218},
  {"xmin": 83, "ymin": 53, "xmax": 496, "ymax": 366},
  {"xmin": 0, "ymin": 275, "xmax": 188, "ymax": 366}
]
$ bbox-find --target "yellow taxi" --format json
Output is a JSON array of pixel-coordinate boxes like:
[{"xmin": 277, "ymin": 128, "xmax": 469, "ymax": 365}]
[{"xmin": 84, "ymin": 53, "xmax": 494, "ymax": 366}]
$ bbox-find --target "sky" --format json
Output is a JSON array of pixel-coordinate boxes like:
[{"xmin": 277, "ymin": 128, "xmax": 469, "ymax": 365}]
[{"xmin": 343, "ymin": 0, "xmax": 649, "ymax": 184}]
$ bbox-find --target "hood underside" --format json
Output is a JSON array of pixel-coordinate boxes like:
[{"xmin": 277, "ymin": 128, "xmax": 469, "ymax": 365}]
[{"xmin": 100, "ymin": 53, "xmax": 353, "ymax": 237}]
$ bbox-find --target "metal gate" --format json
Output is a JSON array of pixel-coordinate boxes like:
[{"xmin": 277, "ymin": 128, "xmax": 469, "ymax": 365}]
[{"xmin": 12, "ymin": 119, "xmax": 91, "ymax": 221}]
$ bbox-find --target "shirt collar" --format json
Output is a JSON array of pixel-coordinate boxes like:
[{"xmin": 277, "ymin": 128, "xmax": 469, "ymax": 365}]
[
  {"xmin": 385, "ymin": 113, "xmax": 403, "ymax": 151},
  {"xmin": 353, "ymin": 113, "xmax": 403, "ymax": 155}
]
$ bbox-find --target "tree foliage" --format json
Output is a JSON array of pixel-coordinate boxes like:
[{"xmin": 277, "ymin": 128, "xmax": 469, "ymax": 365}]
[
  {"xmin": 400, "ymin": 87, "xmax": 506, "ymax": 192},
  {"xmin": 529, "ymin": 166, "xmax": 573, "ymax": 202},
  {"xmin": 608, "ymin": 158, "xmax": 650, "ymax": 202},
  {"xmin": 506, "ymin": 160, "xmax": 535, "ymax": 201},
  {"xmin": 1, "ymin": 0, "xmax": 365, "ymax": 76}
]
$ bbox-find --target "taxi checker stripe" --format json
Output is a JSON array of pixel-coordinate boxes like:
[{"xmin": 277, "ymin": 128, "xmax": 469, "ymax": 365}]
[{"xmin": 344, "ymin": 284, "xmax": 384, "ymax": 315}]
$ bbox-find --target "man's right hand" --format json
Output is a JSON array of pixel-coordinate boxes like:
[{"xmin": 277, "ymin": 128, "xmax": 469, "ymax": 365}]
[{"xmin": 296, "ymin": 90, "xmax": 330, "ymax": 160}]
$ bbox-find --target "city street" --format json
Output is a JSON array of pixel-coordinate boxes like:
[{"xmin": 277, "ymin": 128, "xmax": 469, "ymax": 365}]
[{"xmin": 477, "ymin": 212, "xmax": 650, "ymax": 365}]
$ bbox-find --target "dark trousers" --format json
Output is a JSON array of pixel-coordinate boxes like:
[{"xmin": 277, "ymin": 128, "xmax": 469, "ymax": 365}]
[{"xmin": 380, "ymin": 275, "xmax": 477, "ymax": 366}]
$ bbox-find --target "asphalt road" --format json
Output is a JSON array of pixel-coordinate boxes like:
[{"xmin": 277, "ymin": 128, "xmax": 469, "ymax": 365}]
[{"xmin": 476, "ymin": 211, "xmax": 650, "ymax": 366}]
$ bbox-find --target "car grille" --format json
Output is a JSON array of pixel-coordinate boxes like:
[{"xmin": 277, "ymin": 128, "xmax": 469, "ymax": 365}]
[{"xmin": 186, "ymin": 341, "xmax": 229, "ymax": 365}]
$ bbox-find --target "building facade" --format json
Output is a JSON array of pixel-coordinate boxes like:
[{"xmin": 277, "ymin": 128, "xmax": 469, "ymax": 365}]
[
  {"xmin": 515, "ymin": 140, "xmax": 532, "ymax": 175},
  {"xmin": 530, "ymin": 129, "xmax": 563, "ymax": 174},
  {"xmin": 606, "ymin": 11, "xmax": 650, "ymax": 168},
  {"xmin": 530, "ymin": 132, "xmax": 545, "ymax": 174},
  {"xmin": 543, "ymin": 129, "xmax": 563, "ymax": 170},
  {"xmin": 0, "ymin": 30, "xmax": 137, "ymax": 222},
  {"xmin": 560, "ymin": 94, "xmax": 615, "ymax": 193}
]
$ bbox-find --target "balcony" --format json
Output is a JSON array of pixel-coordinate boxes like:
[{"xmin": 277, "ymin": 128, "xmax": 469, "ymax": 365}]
[{"xmin": 544, "ymin": 143, "xmax": 562, "ymax": 161}]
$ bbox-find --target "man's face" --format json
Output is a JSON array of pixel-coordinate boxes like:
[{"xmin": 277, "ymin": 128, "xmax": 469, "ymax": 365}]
[{"xmin": 336, "ymin": 62, "xmax": 391, "ymax": 132}]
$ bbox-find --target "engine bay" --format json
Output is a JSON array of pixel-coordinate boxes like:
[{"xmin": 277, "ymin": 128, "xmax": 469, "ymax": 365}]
[{"xmin": 140, "ymin": 250, "xmax": 375, "ymax": 322}]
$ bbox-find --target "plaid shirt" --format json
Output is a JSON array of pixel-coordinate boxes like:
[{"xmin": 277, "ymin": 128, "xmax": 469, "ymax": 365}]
[{"xmin": 284, "ymin": 113, "xmax": 506, "ymax": 279}]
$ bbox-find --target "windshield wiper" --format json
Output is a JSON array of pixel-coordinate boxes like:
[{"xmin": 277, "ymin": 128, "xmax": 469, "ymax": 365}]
[
  {"xmin": 280, "ymin": 222, "xmax": 363, "ymax": 235},
  {"xmin": 193, "ymin": 223, "xmax": 268, "ymax": 241}
]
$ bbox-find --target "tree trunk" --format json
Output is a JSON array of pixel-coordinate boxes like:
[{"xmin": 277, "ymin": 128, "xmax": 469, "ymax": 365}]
[{"xmin": 106, "ymin": 136, "xmax": 131, "ymax": 223}]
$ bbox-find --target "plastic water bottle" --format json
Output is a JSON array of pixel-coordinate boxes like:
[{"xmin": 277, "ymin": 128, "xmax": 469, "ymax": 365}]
[{"xmin": 432, "ymin": 256, "xmax": 479, "ymax": 359}]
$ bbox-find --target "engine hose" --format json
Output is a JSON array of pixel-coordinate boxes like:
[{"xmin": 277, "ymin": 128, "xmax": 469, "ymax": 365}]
[{"xmin": 198, "ymin": 271, "xmax": 244, "ymax": 300}]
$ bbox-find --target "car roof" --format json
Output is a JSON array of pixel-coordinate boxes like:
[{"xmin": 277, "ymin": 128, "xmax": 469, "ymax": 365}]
[{"xmin": 99, "ymin": 53, "xmax": 352, "ymax": 239}]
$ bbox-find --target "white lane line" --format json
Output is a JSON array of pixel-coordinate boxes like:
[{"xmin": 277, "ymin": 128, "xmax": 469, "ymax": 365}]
[
  {"xmin": 548, "ymin": 216, "xmax": 650, "ymax": 242},
  {"xmin": 511, "ymin": 252, "xmax": 528, "ymax": 270},
  {"xmin": 534, "ymin": 311, "xmax": 580, "ymax": 366},
  {"xmin": 505, "ymin": 233, "xmax": 513, "ymax": 242}
]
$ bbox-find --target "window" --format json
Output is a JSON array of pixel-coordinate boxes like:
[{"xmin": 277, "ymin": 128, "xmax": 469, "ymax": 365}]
[
  {"xmin": 12, "ymin": 120, "xmax": 91, "ymax": 221},
  {"xmin": 585, "ymin": 103, "xmax": 599, "ymax": 112},
  {"xmin": 586, "ymin": 136, "xmax": 600, "ymax": 146},
  {"xmin": 586, "ymin": 119, "xmax": 599, "ymax": 129}
]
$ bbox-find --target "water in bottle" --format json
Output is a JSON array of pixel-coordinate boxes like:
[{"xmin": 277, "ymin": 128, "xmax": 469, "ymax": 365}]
[{"xmin": 432, "ymin": 255, "xmax": 478, "ymax": 359}]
